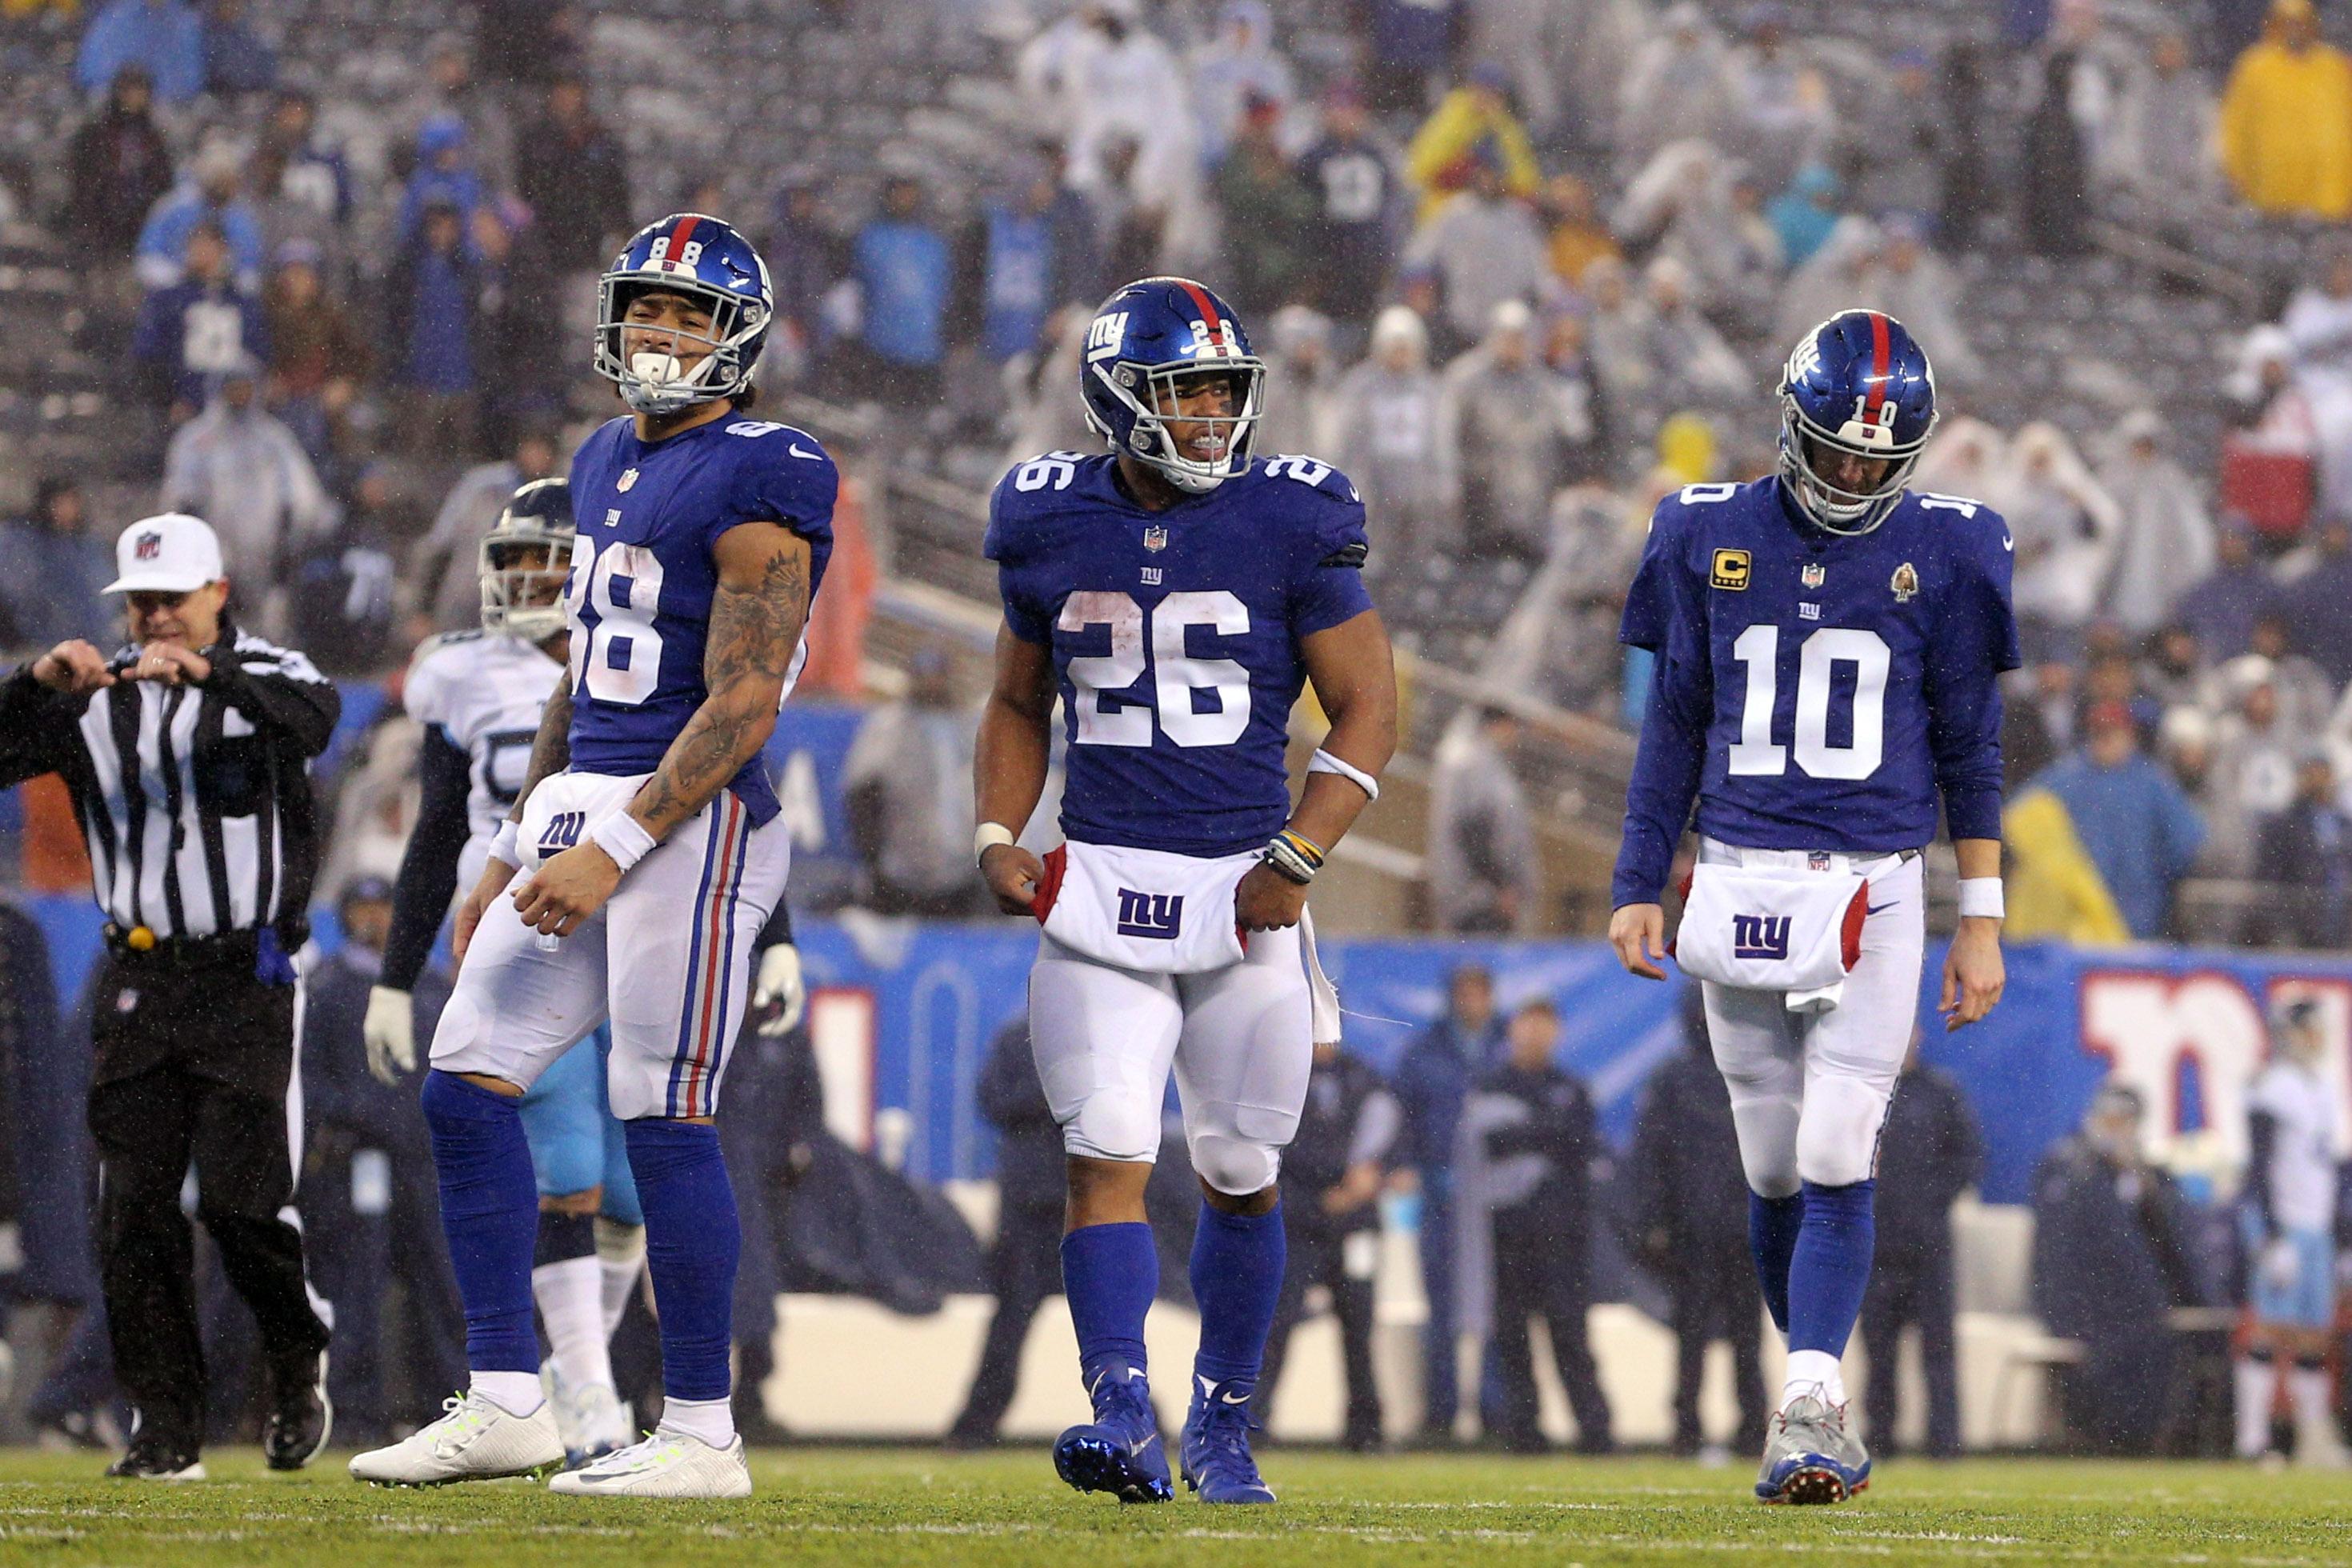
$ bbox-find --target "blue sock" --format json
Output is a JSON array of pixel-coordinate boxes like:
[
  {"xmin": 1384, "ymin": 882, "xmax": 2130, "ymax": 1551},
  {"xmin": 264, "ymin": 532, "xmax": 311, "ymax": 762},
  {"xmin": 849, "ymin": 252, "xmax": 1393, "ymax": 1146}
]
[
  {"xmin": 1189, "ymin": 1201, "xmax": 1286, "ymax": 1393},
  {"xmin": 1062, "ymin": 1222, "xmax": 1158, "ymax": 1392},
  {"xmin": 1786, "ymin": 1180, "xmax": 1876, "ymax": 1357},
  {"xmin": 624, "ymin": 1119, "xmax": 739, "ymax": 1403},
  {"xmin": 1749, "ymin": 1189, "xmax": 1806, "ymax": 1336},
  {"xmin": 421, "ymin": 1070, "xmax": 539, "ymax": 1373}
]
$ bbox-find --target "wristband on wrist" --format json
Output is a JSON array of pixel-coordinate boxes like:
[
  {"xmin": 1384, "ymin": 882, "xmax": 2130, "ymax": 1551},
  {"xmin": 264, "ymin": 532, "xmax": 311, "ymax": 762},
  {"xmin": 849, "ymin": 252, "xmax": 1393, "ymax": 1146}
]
[
  {"xmin": 1957, "ymin": 877, "xmax": 2005, "ymax": 921},
  {"xmin": 1263, "ymin": 827, "xmax": 1327, "ymax": 886},
  {"xmin": 974, "ymin": 821, "xmax": 1016, "ymax": 866},
  {"xmin": 488, "ymin": 820, "xmax": 522, "ymax": 866},
  {"xmin": 1308, "ymin": 747, "xmax": 1381, "ymax": 802},
  {"xmin": 590, "ymin": 812, "xmax": 658, "ymax": 874}
]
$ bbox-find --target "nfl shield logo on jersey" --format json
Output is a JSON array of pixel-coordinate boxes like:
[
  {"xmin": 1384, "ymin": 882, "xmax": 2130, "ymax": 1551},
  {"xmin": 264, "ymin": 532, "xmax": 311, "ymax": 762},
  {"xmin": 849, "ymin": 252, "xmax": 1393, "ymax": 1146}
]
[
  {"xmin": 617, "ymin": 468, "xmax": 639, "ymax": 493},
  {"xmin": 1142, "ymin": 526, "xmax": 1168, "ymax": 553},
  {"xmin": 1801, "ymin": 562, "xmax": 1825, "ymax": 588}
]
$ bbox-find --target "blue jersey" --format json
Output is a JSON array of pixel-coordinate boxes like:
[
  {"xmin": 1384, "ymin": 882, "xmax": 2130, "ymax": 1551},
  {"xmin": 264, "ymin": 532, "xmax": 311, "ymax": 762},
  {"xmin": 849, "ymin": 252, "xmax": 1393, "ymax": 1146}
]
[
  {"xmin": 564, "ymin": 414, "xmax": 838, "ymax": 826},
  {"xmin": 987, "ymin": 451, "xmax": 1374, "ymax": 858},
  {"xmin": 1611, "ymin": 479, "xmax": 2020, "ymax": 907}
]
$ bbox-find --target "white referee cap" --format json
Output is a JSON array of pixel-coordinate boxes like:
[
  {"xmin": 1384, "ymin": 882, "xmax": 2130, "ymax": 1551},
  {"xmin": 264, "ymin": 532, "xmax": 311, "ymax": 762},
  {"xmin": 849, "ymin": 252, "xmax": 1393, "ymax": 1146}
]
[{"xmin": 105, "ymin": 513, "xmax": 226, "ymax": 594}]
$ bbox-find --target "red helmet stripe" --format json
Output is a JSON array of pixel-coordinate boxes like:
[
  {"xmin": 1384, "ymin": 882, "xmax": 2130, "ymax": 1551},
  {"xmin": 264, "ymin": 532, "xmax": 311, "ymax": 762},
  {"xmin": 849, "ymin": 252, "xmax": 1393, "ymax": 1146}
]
[
  {"xmin": 1864, "ymin": 311, "xmax": 1891, "ymax": 416},
  {"xmin": 1174, "ymin": 278, "xmax": 1229, "ymax": 355},
  {"xmin": 666, "ymin": 214, "xmax": 701, "ymax": 266}
]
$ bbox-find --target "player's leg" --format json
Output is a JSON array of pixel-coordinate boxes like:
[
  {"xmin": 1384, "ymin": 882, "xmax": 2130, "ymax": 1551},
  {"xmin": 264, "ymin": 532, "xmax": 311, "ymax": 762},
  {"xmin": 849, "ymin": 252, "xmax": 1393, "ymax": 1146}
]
[
  {"xmin": 1170, "ymin": 926, "xmax": 1312, "ymax": 1503},
  {"xmin": 2282, "ymin": 1233, "xmax": 2347, "ymax": 1466},
  {"xmin": 1702, "ymin": 981, "xmax": 1805, "ymax": 1330},
  {"xmin": 1760, "ymin": 856, "xmax": 1923, "ymax": 1503},
  {"xmin": 516, "ymin": 1036, "xmax": 628, "ymax": 1463},
  {"xmin": 550, "ymin": 795, "xmax": 789, "ymax": 1498},
  {"xmin": 593, "ymin": 1038, "xmax": 646, "ymax": 1338},
  {"xmin": 351, "ymin": 896, "xmax": 608, "ymax": 1485},
  {"xmin": 1031, "ymin": 934, "xmax": 1185, "ymax": 1502}
]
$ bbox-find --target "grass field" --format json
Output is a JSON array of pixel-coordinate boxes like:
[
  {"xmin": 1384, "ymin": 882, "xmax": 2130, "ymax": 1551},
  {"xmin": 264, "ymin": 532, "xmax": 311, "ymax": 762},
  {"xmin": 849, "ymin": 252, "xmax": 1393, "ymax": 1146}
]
[{"xmin": 0, "ymin": 1447, "xmax": 2342, "ymax": 1566}]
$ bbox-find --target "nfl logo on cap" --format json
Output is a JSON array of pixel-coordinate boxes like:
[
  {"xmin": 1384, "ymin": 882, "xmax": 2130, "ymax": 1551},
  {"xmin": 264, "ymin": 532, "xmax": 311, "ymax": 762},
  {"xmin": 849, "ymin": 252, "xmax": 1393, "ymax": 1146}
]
[{"xmin": 134, "ymin": 531, "xmax": 162, "ymax": 561}]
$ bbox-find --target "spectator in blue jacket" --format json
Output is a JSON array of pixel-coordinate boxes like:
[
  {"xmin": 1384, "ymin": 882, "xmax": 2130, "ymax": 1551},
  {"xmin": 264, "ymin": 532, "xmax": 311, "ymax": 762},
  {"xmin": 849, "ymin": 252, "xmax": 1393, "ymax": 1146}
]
[
  {"xmin": 198, "ymin": 0, "xmax": 275, "ymax": 97},
  {"xmin": 957, "ymin": 151, "xmax": 1102, "ymax": 365},
  {"xmin": 1391, "ymin": 962, "xmax": 1505, "ymax": 1441},
  {"xmin": 2026, "ymin": 700, "xmax": 2207, "ymax": 939},
  {"xmin": 395, "ymin": 114, "xmax": 483, "ymax": 246},
  {"xmin": 76, "ymin": 0, "xmax": 203, "ymax": 104},
  {"xmin": 134, "ymin": 142, "xmax": 266, "ymax": 292},
  {"xmin": 131, "ymin": 219, "xmax": 268, "ymax": 418},
  {"xmin": 2174, "ymin": 520, "xmax": 2273, "ymax": 663},
  {"xmin": 0, "ymin": 480, "xmax": 114, "ymax": 653},
  {"xmin": 385, "ymin": 198, "xmax": 481, "ymax": 456},
  {"xmin": 853, "ymin": 175, "xmax": 952, "ymax": 410}
]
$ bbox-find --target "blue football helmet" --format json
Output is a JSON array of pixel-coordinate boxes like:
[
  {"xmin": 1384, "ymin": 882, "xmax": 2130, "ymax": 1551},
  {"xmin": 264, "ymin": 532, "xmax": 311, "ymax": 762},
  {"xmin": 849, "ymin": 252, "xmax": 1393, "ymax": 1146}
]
[
  {"xmin": 1080, "ymin": 277, "xmax": 1265, "ymax": 493},
  {"xmin": 1777, "ymin": 310, "xmax": 1938, "ymax": 536},
  {"xmin": 595, "ymin": 213, "xmax": 773, "ymax": 416},
  {"xmin": 478, "ymin": 478, "xmax": 574, "ymax": 642}
]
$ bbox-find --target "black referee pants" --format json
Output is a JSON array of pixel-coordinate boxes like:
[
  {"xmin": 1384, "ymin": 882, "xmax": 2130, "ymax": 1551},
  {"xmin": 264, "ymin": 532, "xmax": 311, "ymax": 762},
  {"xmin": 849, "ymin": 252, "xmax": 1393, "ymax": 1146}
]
[{"xmin": 88, "ymin": 947, "xmax": 330, "ymax": 1450}]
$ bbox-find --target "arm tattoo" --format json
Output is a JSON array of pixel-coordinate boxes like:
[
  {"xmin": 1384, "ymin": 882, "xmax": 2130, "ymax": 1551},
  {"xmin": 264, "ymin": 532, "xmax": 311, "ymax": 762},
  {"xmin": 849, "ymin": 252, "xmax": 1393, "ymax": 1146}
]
[
  {"xmin": 507, "ymin": 674, "xmax": 573, "ymax": 823},
  {"xmin": 630, "ymin": 540, "xmax": 808, "ymax": 840}
]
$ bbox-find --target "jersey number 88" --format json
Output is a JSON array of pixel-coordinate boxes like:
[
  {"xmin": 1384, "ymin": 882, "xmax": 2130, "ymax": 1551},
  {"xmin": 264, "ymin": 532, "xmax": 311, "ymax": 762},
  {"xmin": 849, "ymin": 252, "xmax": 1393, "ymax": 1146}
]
[{"xmin": 565, "ymin": 538, "xmax": 666, "ymax": 706}]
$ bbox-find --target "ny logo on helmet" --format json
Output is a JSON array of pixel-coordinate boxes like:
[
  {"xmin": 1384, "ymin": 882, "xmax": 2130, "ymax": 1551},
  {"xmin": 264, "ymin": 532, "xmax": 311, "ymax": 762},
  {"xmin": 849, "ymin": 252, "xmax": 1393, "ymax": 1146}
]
[{"xmin": 1086, "ymin": 312, "xmax": 1130, "ymax": 363}]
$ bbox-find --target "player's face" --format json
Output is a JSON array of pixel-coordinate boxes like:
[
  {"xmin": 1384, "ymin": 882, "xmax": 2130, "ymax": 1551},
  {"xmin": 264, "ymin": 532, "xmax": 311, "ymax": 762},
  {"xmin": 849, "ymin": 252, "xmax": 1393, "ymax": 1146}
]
[
  {"xmin": 622, "ymin": 290, "xmax": 718, "ymax": 374},
  {"xmin": 491, "ymin": 542, "xmax": 566, "ymax": 608},
  {"xmin": 1150, "ymin": 370, "xmax": 1241, "ymax": 466},
  {"xmin": 1806, "ymin": 439, "xmax": 1896, "ymax": 497}
]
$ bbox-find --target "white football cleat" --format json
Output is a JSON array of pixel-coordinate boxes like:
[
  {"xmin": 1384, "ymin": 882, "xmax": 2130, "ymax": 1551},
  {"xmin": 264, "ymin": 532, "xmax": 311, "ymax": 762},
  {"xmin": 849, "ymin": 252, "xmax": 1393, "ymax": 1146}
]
[
  {"xmin": 349, "ymin": 1392, "xmax": 565, "ymax": 1486},
  {"xmin": 545, "ymin": 1430, "xmax": 753, "ymax": 1498}
]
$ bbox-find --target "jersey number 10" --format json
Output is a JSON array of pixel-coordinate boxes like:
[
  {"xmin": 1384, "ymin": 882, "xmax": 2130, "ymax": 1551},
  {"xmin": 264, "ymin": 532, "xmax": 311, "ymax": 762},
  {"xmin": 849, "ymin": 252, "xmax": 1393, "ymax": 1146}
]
[{"xmin": 1726, "ymin": 624, "xmax": 1890, "ymax": 781}]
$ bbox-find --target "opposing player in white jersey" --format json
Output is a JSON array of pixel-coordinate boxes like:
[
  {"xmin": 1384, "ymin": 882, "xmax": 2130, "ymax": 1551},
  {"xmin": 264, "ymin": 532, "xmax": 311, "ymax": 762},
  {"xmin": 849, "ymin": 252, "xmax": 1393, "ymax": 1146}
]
[
  {"xmin": 351, "ymin": 214, "xmax": 834, "ymax": 1498},
  {"xmin": 2235, "ymin": 996, "xmax": 2348, "ymax": 1467},
  {"xmin": 977, "ymin": 278, "xmax": 1398, "ymax": 1505},
  {"xmin": 1610, "ymin": 311, "xmax": 2014, "ymax": 1502},
  {"xmin": 362, "ymin": 478, "xmax": 640, "ymax": 1466}
]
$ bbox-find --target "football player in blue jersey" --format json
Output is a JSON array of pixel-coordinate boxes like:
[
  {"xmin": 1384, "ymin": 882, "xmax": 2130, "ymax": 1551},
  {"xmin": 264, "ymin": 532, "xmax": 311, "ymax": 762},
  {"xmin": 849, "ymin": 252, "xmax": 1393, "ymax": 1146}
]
[
  {"xmin": 1606, "ymin": 310, "xmax": 2015, "ymax": 1504},
  {"xmin": 353, "ymin": 214, "xmax": 835, "ymax": 1498},
  {"xmin": 363, "ymin": 478, "xmax": 642, "ymax": 1467},
  {"xmin": 974, "ymin": 277, "xmax": 1398, "ymax": 1505}
]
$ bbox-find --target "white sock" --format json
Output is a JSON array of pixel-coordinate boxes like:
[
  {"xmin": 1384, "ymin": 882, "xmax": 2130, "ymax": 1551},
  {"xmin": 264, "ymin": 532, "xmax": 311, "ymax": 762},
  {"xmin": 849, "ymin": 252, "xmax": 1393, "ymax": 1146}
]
[
  {"xmin": 657, "ymin": 1394, "xmax": 735, "ymax": 1449},
  {"xmin": 2237, "ymin": 1358, "xmax": 2280, "ymax": 1457},
  {"xmin": 471, "ymin": 1370, "xmax": 545, "ymax": 1417},
  {"xmin": 2290, "ymin": 1364, "xmax": 2338, "ymax": 1446},
  {"xmin": 534, "ymin": 1254, "xmax": 613, "ymax": 1392},
  {"xmin": 596, "ymin": 1218, "xmax": 646, "ymax": 1341},
  {"xmin": 1782, "ymin": 1349, "xmax": 1846, "ymax": 1411}
]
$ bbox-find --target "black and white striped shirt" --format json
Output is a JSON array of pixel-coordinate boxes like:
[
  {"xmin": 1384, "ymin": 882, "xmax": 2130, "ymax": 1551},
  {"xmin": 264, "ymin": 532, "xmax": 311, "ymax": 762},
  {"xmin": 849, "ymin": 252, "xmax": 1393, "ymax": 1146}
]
[{"xmin": 0, "ymin": 623, "xmax": 340, "ymax": 942}]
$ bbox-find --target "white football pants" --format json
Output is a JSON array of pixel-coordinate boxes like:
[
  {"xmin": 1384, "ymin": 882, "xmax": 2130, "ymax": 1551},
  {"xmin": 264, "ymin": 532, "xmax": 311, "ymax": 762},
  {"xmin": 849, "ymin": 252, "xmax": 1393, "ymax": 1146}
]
[
  {"xmin": 1027, "ymin": 926, "xmax": 1312, "ymax": 1197},
  {"xmin": 430, "ymin": 770, "xmax": 790, "ymax": 1120},
  {"xmin": 1698, "ymin": 842, "xmax": 1925, "ymax": 1195}
]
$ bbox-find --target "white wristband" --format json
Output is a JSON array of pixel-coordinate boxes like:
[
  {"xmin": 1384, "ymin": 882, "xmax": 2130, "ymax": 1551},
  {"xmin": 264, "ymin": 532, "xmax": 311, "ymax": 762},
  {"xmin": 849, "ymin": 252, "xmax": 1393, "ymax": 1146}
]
[
  {"xmin": 1957, "ymin": 877, "xmax": 2005, "ymax": 921},
  {"xmin": 590, "ymin": 812, "xmax": 659, "ymax": 874},
  {"xmin": 1309, "ymin": 747, "xmax": 1380, "ymax": 802},
  {"xmin": 974, "ymin": 821, "xmax": 1016, "ymax": 866},
  {"xmin": 488, "ymin": 820, "xmax": 522, "ymax": 867}
]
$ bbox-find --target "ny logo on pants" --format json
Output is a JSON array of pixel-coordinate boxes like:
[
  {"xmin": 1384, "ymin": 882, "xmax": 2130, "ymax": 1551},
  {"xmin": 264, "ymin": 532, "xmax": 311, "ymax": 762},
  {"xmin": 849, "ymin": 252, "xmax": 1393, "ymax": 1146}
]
[
  {"xmin": 1114, "ymin": 889, "xmax": 1183, "ymax": 940},
  {"xmin": 1731, "ymin": 912, "xmax": 1792, "ymax": 961}
]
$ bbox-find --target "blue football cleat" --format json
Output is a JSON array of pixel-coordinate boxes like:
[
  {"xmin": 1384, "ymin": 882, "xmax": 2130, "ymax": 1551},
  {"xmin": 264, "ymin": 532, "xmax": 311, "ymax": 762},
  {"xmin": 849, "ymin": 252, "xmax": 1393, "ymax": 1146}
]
[
  {"xmin": 1180, "ymin": 1374, "xmax": 1277, "ymax": 1504},
  {"xmin": 1754, "ymin": 1394, "xmax": 1871, "ymax": 1504},
  {"xmin": 1054, "ymin": 1364, "xmax": 1173, "ymax": 1504}
]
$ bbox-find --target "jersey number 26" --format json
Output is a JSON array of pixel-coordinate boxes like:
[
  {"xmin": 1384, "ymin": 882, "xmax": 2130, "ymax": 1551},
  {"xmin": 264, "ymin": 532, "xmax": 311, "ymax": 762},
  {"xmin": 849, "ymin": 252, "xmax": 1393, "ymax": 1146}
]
[{"xmin": 1059, "ymin": 590, "xmax": 1250, "ymax": 749}]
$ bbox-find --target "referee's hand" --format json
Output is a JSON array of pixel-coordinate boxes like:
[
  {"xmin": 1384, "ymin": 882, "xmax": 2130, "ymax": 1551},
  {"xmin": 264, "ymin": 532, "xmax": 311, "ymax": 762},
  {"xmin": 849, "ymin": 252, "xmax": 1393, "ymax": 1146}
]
[
  {"xmin": 364, "ymin": 986, "xmax": 416, "ymax": 1086},
  {"xmin": 31, "ymin": 640, "xmax": 115, "ymax": 694}
]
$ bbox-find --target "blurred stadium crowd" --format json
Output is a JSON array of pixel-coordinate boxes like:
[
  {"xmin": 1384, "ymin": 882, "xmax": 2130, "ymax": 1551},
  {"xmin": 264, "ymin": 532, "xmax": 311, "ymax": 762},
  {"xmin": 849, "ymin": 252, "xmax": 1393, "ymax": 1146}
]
[{"xmin": 0, "ymin": 0, "xmax": 2346, "ymax": 1465}]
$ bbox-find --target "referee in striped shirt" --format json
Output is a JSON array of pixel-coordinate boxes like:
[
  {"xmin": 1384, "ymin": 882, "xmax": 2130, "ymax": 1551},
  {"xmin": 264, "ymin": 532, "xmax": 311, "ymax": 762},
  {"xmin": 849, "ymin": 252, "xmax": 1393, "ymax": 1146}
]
[{"xmin": 0, "ymin": 513, "xmax": 335, "ymax": 1480}]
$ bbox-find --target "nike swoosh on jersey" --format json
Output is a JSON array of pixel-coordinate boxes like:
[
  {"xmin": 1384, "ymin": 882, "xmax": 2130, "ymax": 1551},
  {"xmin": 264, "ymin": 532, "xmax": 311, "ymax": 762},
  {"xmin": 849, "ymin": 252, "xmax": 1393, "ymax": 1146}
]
[
  {"xmin": 1867, "ymin": 902, "xmax": 1899, "ymax": 914},
  {"xmin": 2001, "ymin": 531, "xmax": 2014, "ymax": 551},
  {"xmin": 788, "ymin": 443, "xmax": 824, "ymax": 461}
]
